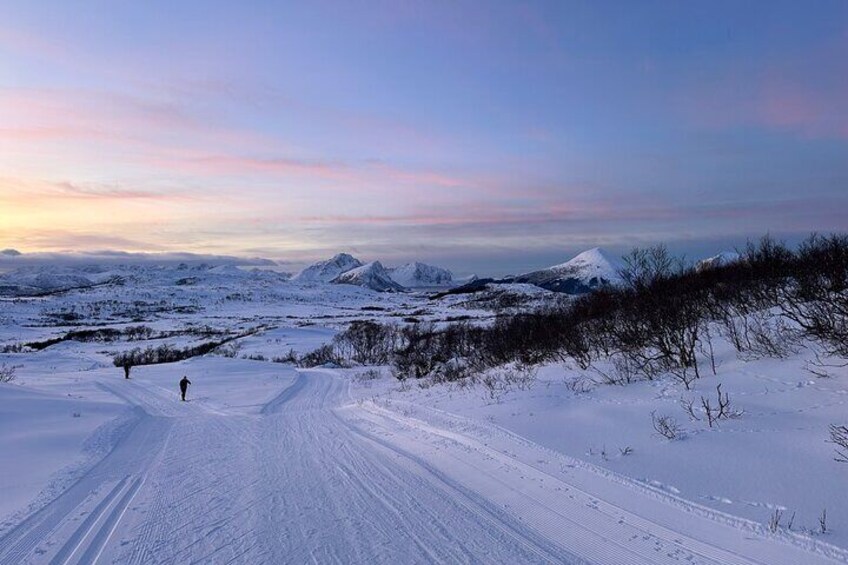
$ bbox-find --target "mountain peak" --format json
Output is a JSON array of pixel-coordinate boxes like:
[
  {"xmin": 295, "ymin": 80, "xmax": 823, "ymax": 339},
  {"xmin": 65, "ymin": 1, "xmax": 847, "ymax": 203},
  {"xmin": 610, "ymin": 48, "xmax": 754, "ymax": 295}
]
[
  {"xmin": 388, "ymin": 262, "xmax": 453, "ymax": 288},
  {"xmin": 332, "ymin": 261, "xmax": 405, "ymax": 292},
  {"xmin": 293, "ymin": 253, "xmax": 363, "ymax": 283},
  {"xmin": 550, "ymin": 247, "xmax": 621, "ymax": 272}
]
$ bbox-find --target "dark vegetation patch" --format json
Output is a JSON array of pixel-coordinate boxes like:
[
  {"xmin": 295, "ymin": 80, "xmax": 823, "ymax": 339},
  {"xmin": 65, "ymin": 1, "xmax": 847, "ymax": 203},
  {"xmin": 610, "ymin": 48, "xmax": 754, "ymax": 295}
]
[{"xmin": 299, "ymin": 234, "xmax": 848, "ymax": 387}]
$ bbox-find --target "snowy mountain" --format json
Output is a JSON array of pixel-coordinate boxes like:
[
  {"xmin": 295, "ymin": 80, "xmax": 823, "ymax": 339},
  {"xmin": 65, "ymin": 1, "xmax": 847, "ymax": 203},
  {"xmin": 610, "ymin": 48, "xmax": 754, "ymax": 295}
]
[
  {"xmin": 454, "ymin": 274, "xmax": 479, "ymax": 285},
  {"xmin": 293, "ymin": 253, "xmax": 363, "ymax": 283},
  {"xmin": 510, "ymin": 247, "xmax": 623, "ymax": 294},
  {"xmin": 332, "ymin": 261, "xmax": 405, "ymax": 292},
  {"xmin": 388, "ymin": 262, "xmax": 453, "ymax": 288},
  {"xmin": 0, "ymin": 267, "xmax": 102, "ymax": 297},
  {"xmin": 697, "ymin": 251, "xmax": 741, "ymax": 271}
]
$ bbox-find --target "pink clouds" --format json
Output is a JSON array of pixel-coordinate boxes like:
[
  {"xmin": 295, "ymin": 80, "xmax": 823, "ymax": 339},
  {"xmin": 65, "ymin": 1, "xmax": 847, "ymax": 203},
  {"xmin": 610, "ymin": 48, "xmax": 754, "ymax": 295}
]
[
  {"xmin": 293, "ymin": 194, "xmax": 846, "ymax": 232},
  {"xmin": 0, "ymin": 85, "xmax": 475, "ymax": 195},
  {"xmin": 143, "ymin": 151, "xmax": 474, "ymax": 193}
]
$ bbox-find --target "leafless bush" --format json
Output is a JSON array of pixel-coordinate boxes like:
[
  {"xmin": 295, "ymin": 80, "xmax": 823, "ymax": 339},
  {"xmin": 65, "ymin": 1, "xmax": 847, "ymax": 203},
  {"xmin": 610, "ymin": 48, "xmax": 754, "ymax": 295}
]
[
  {"xmin": 216, "ymin": 341, "xmax": 242, "ymax": 358},
  {"xmin": 480, "ymin": 365, "xmax": 536, "ymax": 402},
  {"xmin": 331, "ymin": 233, "xmax": 848, "ymax": 391},
  {"xmin": 334, "ymin": 320, "xmax": 398, "ymax": 365},
  {"xmin": 564, "ymin": 374, "xmax": 596, "ymax": 394},
  {"xmin": 768, "ymin": 509, "xmax": 784, "ymax": 533},
  {"xmin": 699, "ymin": 384, "xmax": 743, "ymax": 427},
  {"xmin": 619, "ymin": 244, "xmax": 680, "ymax": 290},
  {"xmin": 480, "ymin": 372, "xmax": 511, "ymax": 402},
  {"xmin": 605, "ymin": 353, "xmax": 657, "ymax": 385},
  {"xmin": 430, "ymin": 359, "xmax": 474, "ymax": 384},
  {"xmin": 298, "ymin": 344, "xmax": 347, "ymax": 368},
  {"xmin": 680, "ymin": 396, "xmax": 701, "ymax": 422},
  {"xmin": 0, "ymin": 363, "xmax": 17, "ymax": 383},
  {"xmin": 734, "ymin": 312, "xmax": 798, "ymax": 360},
  {"xmin": 829, "ymin": 425, "xmax": 848, "ymax": 463},
  {"xmin": 272, "ymin": 348, "xmax": 299, "ymax": 364},
  {"xmin": 355, "ymin": 368, "xmax": 382, "ymax": 382},
  {"xmin": 651, "ymin": 411, "xmax": 682, "ymax": 440},
  {"xmin": 780, "ymin": 234, "xmax": 848, "ymax": 358},
  {"xmin": 113, "ymin": 328, "xmax": 262, "ymax": 377}
]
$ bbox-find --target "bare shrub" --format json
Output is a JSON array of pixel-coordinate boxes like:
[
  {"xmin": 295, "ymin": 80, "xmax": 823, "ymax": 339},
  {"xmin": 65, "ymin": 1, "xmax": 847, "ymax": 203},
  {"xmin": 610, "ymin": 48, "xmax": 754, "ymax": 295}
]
[
  {"xmin": 564, "ymin": 374, "xmax": 596, "ymax": 394},
  {"xmin": 829, "ymin": 425, "xmax": 848, "ymax": 463},
  {"xmin": 768, "ymin": 508, "xmax": 784, "ymax": 533},
  {"xmin": 680, "ymin": 396, "xmax": 701, "ymax": 422},
  {"xmin": 781, "ymin": 234, "xmax": 848, "ymax": 358},
  {"xmin": 480, "ymin": 372, "xmax": 511, "ymax": 403},
  {"xmin": 0, "ymin": 363, "xmax": 17, "ymax": 383},
  {"xmin": 272, "ymin": 348, "xmax": 299, "ymax": 364},
  {"xmin": 112, "ymin": 328, "xmax": 263, "ymax": 377},
  {"xmin": 215, "ymin": 341, "xmax": 242, "ymax": 358},
  {"xmin": 298, "ymin": 344, "xmax": 346, "ymax": 368},
  {"xmin": 619, "ymin": 244, "xmax": 680, "ymax": 290},
  {"xmin": 479, "ymin": 365, "xmax": 536, "ymax": 402},
  {"xmin": 334, "ymin": 320, "xmax": 398, "ymax": 365},
  {"xmin": 699, "ymin": 384, "xmax": 743, "ymax": 427},
  {"xmin": 651, "ymin": 411, "xmax": 682, "ymax": 440},
  {"xmin": 355, "ymin": 368, "xmax": 381, "ymax": 382}
]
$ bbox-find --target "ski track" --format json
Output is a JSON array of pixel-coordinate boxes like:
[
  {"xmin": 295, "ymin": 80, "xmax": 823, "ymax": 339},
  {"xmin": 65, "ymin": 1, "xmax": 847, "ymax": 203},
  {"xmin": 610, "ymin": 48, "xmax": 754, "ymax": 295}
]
[{"xmin": 1, "ymin": 369, "xmax": 843, "ymax": 564}]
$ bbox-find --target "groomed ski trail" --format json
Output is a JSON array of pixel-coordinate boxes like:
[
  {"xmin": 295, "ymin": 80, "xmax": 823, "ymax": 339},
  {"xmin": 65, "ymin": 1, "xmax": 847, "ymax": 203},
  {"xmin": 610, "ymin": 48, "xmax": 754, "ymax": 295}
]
[{"xmin": 1, "ymin": 369, "xmax": 844, "ymax": 564}]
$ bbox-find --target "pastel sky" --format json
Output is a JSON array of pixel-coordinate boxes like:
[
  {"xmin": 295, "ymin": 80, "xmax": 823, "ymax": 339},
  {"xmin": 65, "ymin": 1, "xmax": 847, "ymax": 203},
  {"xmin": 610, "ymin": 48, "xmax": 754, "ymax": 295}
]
[{"xmin": 1, "ymin": 1, "xmax": 847, "ymax": 275}]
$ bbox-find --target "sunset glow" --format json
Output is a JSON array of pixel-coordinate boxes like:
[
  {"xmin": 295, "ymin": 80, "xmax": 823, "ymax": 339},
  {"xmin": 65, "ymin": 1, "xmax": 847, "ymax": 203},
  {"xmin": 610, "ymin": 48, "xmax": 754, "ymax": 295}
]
[{"xmin": 2, "ymin": 1, "xmax": 846, "ymax": 273}]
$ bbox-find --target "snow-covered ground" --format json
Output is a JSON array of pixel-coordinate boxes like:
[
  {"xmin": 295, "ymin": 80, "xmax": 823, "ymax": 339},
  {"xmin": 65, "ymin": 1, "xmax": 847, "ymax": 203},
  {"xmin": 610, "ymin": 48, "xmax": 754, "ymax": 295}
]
[{"xmin": 1, "ymin": 265, "xmax": 846, "ymax": 563}]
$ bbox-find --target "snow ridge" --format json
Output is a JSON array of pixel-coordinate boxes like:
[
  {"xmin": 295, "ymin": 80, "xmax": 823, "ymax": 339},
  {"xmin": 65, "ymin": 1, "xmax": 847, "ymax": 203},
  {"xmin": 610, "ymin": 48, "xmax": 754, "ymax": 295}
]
[
  {"xmin": 509, "ymin": 247, "xmax": 623, "ymax": 294},
  {"xmin": 332, "ymin": 261, "xmax": 405, "ymax": 292},
  {"xmin": 388, "ymin": 262, "xmax": 453, "ymax": 288},
  {"xmin": 697, "ymin": 251, "xmax": 742, "ymax": 271},
  {"xmin": 293, "ymin": 253, "xmax": 363, "ymax": 283}
]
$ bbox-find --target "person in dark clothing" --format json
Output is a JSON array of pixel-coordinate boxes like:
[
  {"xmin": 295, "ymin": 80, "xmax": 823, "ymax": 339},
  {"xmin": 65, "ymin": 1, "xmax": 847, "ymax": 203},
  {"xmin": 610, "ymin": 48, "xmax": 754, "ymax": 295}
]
[{"xmin": 179, "ymin": 376, "xmax": 192, "ymax": 401}]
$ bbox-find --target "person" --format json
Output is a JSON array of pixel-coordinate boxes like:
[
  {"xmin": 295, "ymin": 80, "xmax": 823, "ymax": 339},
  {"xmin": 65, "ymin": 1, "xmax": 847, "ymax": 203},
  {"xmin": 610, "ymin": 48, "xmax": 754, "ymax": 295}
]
[{"xmin": 179, "ymin": 376, "xmax": 192, "ymax": 401}]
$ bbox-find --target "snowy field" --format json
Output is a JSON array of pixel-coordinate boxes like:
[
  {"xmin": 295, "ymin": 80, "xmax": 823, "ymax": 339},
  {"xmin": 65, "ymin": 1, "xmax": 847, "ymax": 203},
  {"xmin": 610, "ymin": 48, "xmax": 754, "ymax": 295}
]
[{"xmin": 1, "ymin": 265, "xmax": 847, "ymax": 564}]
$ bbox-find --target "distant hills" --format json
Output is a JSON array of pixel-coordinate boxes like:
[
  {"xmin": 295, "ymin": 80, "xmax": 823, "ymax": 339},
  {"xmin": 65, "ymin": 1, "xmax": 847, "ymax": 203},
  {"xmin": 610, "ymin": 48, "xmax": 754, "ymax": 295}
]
[
  {"xmin": 292, "ymin": 254, "xmax": 456, "ymax": 291},
  {"xmin": 0, "ymin": 247, "xmax": 747, "ymax": 296}
]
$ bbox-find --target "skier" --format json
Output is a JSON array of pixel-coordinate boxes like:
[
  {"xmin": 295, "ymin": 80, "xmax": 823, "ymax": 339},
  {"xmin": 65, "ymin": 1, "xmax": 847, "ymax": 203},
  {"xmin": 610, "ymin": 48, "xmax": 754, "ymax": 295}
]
[{"xmin": 179, "ymin": 376, "xmax": 192, "ymax": 401}]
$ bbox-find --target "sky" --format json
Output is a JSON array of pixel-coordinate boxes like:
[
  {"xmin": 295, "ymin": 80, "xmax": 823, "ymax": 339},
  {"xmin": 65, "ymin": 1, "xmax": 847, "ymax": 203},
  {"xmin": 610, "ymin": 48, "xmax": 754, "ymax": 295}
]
[{"xmin": 1, "ymin": 1, "xmax": 847, "ymax": 276}]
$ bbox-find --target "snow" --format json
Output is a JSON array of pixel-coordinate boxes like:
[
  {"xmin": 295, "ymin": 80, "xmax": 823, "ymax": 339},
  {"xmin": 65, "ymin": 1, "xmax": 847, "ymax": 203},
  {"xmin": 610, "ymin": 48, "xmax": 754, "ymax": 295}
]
[
  {"xmin": 506, "ymin": 247, "xmax": 624, "ymax": 294},
  {"xmin": 698, "ymin": 251, "xmax": 742, "ymax": 270},
  {"xmin": 0, "ymin": 262, "xmax": 846, "ymax": 564},
  {"xmin": 292, "ymin": 253, "xmax": 363, "ymax": 283},
  {"xmin": 332, "ymin": 261, "xmax": 406, "ymax": 292},
  {"xmin": 547, "ymin": 247, "xmax": 624, "ymax": 284},
  {"xmin": 388, "ymin": 262, "xmax": 453, "ymax": 288}
]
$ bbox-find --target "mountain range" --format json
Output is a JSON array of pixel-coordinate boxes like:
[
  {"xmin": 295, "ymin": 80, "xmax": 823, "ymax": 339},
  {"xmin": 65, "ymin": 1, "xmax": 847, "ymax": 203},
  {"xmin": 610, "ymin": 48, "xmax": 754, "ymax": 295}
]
[{"xmin": 0, "ymin": 248, "xmax": 744, "ymax": 295}]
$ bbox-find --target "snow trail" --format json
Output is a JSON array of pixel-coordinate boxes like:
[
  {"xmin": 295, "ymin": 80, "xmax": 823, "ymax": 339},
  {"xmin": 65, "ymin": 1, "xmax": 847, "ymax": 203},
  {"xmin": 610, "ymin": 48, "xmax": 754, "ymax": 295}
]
[{"xmin": 0, "ymin": 369, "xmax": 843, "ymax": 564}]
